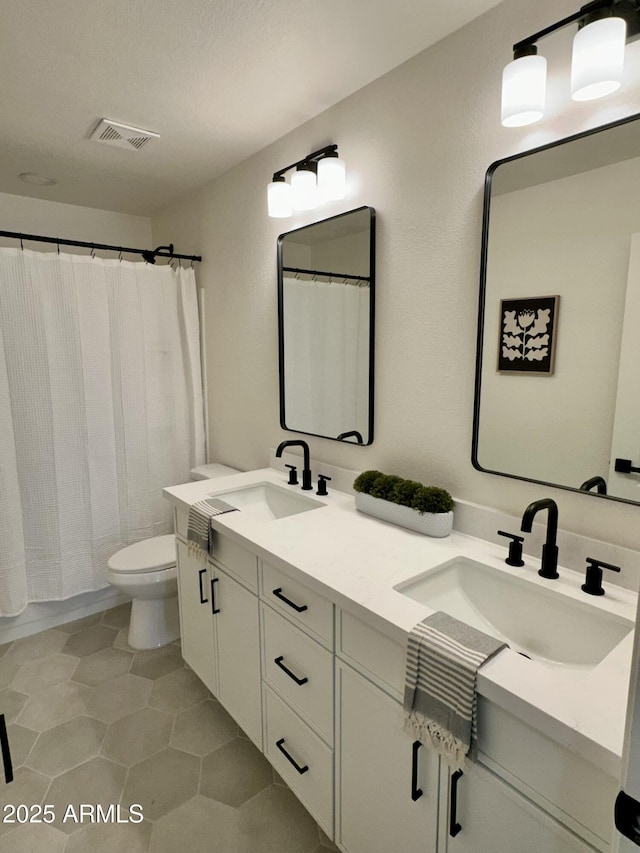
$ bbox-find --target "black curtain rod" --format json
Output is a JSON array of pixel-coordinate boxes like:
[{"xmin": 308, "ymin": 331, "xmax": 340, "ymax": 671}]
[
  {"xmin": 283, "ymin": 265, "xmax": 369, "ymax": 281},
  {"xmin": 0, "ymin": 230, "xmax": 202, "ymax": 263}
]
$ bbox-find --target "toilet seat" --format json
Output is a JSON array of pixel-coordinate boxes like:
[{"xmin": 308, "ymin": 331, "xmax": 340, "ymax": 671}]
[{"xmin": 107, "ymin": 534, "xmax": 177, "ymax": 574}]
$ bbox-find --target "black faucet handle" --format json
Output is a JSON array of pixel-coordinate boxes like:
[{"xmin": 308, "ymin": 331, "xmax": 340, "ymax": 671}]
[
  {"xmin": 582, "ymin": 557, "xmax": 621, "ymax": 596},
  {"xmin": 285, "ymin": 464, "xmax": 298, "ymax": 485},
  {"xmin": 316, "ymin": 474, "xmax": 331, "ymax": 496},
  {"xmin": 497, "ymin": 530, "xmax": 525, "ymax": 567}
]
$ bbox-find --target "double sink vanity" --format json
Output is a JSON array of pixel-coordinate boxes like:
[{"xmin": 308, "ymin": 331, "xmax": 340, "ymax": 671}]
[{"xmin": 163, "ymin": 465, "xmax": 636, "ymax": 853}]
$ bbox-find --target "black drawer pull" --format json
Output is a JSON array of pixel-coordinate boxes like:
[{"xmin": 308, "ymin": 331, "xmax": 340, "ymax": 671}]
[
  {"xmin": 272, "ymin": 587, "xmax": 308, "ymax": 613},
  {"xmin": 274, "ymin": 656, "xmax": 309, "ymax": 686},
  {"xmin": 411, "ymin": 740, "xmax": 423, "ymax": 801},
  {"xmin": 198, "ymin": 568, "xmax": 208, "ymax": 604},
  {"xmin": 275, "ymin": 738, "xmax": 308, "ymax": 775},
  {"xmin": 211, "ymin": 576, "xmax": 220, "ymax": 614},
  {"xmin": 450, "ymin": 769, "xmax": 463, "ymax": 837},
  {"xmin": 0, "ymin": 714, "xmax": 13, "ymax": 784}
]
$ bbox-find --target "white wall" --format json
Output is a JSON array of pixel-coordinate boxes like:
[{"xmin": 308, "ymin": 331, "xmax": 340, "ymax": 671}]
[
  {"xmin": 0, "ymin": 192, "xmax": 152, "ymax": 253},
  {"xmin": 152, "ymin": 0, "xmax": 640, "ymax": 554}
]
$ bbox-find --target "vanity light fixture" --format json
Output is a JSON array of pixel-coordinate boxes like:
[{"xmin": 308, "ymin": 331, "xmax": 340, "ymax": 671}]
[
  {"xmin": 291, "ymin": 162, "xmax": 319, "ymax": 211},
  {"xmin": 501, "ymin": 0, "xmax": 640, "ymax": 127},
  {"xmin": 267, "ymin": 144, "xmax": 346, "ymax": 218}
]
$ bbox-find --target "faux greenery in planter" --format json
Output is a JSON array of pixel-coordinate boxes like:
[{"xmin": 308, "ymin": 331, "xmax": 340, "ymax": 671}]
[{"xmin": 353, "ymin": 470, "xmax": 454, "ymax": 537}]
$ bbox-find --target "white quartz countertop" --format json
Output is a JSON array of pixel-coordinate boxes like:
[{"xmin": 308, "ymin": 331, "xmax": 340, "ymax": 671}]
[{"xmin": 164, "ymin": 467, "xmax": 636, "ymax": 777}]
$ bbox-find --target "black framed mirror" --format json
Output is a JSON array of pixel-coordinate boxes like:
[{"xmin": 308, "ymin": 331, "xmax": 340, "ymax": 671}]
[
  {"xmin": 473, "ymin": 111, "xmax": 640, "ymax": 505},
  {"xmin": 277, "ymin": 206, "xmax": 375, "ymax": 445}
]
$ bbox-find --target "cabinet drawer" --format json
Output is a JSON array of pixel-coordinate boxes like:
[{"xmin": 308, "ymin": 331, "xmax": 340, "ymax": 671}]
[
  {"xmin": 338, "ymin": 610, "xmax": 405, "ymax": 701},
  {"xmin": 209, "ymin": 532, "xmax": 257, "ymax": 591},
  {"xmin": 263, "ymin": 684, "xmax": 333, "ymax": 836},
  {"xmin": 477, "ymin": 699, "xmax": 616, "ymax": 848},
  {"xmin": 261, "ymin": 562, "xmax": 333, "ymax": 647},
  {"xmin": 261, "ymin": 604, "xmax": 334, "ymax": 745}
]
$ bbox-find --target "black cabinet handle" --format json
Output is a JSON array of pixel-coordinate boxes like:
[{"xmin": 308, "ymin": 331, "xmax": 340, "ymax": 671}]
[
  {"xmin": 275, "ymin": 738, "xmax": 308, "ymax": 775},
  {"xmin": 0, "ymin": 714, "xmax": 13, "ymax": 784},
  {"xmin": 211, "ymin": 576, "xmax": 220, "ymax": 614},
  {"xmin": 274, "ymin": 656, "xmax": 309, "ymax": 686},
  {"xmin": 198, "ymin": 568, "xmax": 208, "ymax": 604},
  {"xmin": 450, "ymin": 769, "xmax": 463, "ymax": 837},
  {"xmin": 411, "ymin": 740, "xmax": 423, "ymax": 801},
  {"xmin": 272, "ymin": 587, "xmax": 308, "ymax": 613}
]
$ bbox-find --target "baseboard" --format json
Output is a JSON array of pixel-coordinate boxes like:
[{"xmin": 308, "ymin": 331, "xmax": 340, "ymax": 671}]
[{"xmin": 0, "ymin": 586, "xmax": 128, "ymax": 643}]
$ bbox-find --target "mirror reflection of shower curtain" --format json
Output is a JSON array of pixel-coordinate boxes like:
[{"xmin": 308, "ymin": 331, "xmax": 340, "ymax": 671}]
[
  {"xmin": 0, "ymin": 249, "xmax": 205, "ymax": 617},
  {"xmin": 283, "ymin": 277, "xmax": 369, "ymax": 438}
]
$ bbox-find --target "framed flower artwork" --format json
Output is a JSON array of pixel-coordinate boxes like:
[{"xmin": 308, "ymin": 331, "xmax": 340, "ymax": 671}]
[{"xmin": 497, "ymin": 296, "xmax": 559, "ymax": 374}]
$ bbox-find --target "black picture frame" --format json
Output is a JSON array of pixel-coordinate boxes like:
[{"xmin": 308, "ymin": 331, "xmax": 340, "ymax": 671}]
[{"xmin": 497, "ymin": 295, "xmax": 559, "ymax": 374}]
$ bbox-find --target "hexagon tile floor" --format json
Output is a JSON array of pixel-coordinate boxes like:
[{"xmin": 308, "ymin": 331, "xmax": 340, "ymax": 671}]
[{"xmin": 0, "ymin": 603, "xmax": 338, "ymax": 853}]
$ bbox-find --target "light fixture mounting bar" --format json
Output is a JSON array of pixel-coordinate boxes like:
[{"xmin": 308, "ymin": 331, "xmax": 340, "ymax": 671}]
[
  {"xmin": 512, "ymin": 0, "xmax": 640, "ymax": 53},
  {"xmin": 272, "ymin": 145, "xmax": 338, "ymax": 181}
]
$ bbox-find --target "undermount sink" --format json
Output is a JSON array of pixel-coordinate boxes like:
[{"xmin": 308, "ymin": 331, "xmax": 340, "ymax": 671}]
[
  {"xmin": 209, "ymin": 482, "xmax": 324, "ymax": 522},
  {"xmin": 394, "ymin": 557, "xmax": 633, "ymax": 668}
]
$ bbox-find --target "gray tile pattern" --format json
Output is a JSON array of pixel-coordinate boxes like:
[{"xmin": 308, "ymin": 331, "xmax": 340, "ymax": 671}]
[{"xmin": 1, "ymin": 603, "xmax": 337, "ymax": 852}]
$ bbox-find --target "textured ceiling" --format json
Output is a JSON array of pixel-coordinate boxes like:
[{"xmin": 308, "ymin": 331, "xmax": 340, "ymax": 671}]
[{"xmin": 0, "ymin": 0, "xmax": 502, "ymax": 216}]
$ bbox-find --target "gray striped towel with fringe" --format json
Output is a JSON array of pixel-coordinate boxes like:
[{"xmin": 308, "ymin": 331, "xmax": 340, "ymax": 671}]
[
  {"xmin": 187, "ymin": 498, "xmax": 238, "ymax": 558},
  {"xmin": 403, "ymin": 611, "xmax": 507, "ymax": 771}
]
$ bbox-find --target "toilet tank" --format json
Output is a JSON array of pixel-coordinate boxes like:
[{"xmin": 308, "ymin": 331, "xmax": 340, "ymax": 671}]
[{"xmin": 190, "ymin": 463, "xmax": 240, "ymax": 481}]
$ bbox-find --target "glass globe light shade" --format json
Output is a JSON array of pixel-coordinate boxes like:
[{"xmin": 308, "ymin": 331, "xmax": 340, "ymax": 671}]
[
  {"xmin": 571, "ymin": 16, "xmax": 626, "ymax": 102},
  {"xmin": 501, "ymin": 53, "xmax": 547, "ymax": 127},
  {"xmin": 267, "ymin": 180, "xmax": 292, "ymax": 218},
  {"xmin": 317, "ymin": 156, "xmax": 346, "ymax": 200},
  {"xmin": 291, "ymin": 168, "xmax": 318, "ymax": 211}
]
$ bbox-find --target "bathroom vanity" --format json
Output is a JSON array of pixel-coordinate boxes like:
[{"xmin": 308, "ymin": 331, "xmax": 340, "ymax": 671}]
[{"xmin": 163, "ymin": 468, "xmax": 636, "ymax": 852}]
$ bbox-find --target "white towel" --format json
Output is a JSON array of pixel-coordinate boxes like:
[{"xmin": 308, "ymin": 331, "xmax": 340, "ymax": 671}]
[{"xmin": 403, "ymin": 611, "xmax": 507, "ymax": 771}]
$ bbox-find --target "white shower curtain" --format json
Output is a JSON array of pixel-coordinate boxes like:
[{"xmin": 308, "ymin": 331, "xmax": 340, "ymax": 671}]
[
  {"xmin": 283, "ymin": 276, "xmax": 370, "ymax": 438},
  {"xmin": 0, "ymin": 249, "xmax": 205, "ymax": 617}
]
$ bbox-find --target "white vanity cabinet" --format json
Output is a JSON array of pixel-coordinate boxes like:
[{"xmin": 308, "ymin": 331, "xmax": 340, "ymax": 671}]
[
  {"xmin": 210, "ymin": 561, "xmax": 262, "ymax": 746},
  {"xmin": 175, "ymin": 538, "xmax": 217, "ymax": 693},
  {"xmin": 335, "ymin": 610, "xmax": 439, "ymax": 853},
  {"xmin": 440, "ymin": 762, "xmax": 599, "ymax": 853},
  {"xmin": 336, "ymin": 609, "xmax": 616, "ymax": 853},
  {"xmin": 175, "ymin": 533, "xmax": 262, "ymax": 747},
  {"xmin": 172, "ymin": 506, "xmax": 620, "ymax": 853},
  {"xmin": 260, "ymin": 561, "xmax": 335, "ymax": 836},
  {"xmin": 336, "ymin": 661, "xmax": 439, "ymax": 853}
]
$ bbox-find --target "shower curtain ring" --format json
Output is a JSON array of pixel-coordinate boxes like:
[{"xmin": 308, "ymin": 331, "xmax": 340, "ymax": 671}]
[
  {"xmin": 91, "ymin": 247, "xmax": 96, "ymax": 259},
  {"xmin": 20, "ymin": 236, "xmax": 24, "ymax": 250},
  {"xmin": 118, "ymin": 251, "xmax": 123, "ymax": 262}
]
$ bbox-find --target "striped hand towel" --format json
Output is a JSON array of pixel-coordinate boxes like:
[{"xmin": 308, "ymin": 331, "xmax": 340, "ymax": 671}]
[
  {"xmin": 403, "ymin": 611, "xmax": 507, "ymax": 771},
  {"xmin": 187, "ymin": 498, "xmax": 238, "ymax": 559}
]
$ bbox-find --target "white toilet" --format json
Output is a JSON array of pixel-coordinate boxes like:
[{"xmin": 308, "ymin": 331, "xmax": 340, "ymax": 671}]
[{"xmin": 106, "ymin": 463, "xmax": 239, "ymax": 650}]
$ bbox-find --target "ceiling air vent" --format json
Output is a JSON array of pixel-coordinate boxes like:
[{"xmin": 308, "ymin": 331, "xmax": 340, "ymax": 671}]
[{"xmin": 89, "ymin": 119, "xmax": 159, "ymax": 151}]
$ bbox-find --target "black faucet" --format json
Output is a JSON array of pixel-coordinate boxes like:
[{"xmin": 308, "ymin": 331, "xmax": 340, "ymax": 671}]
[
  {"xmin": 337, "ymin": 430, "xmax": 364, "ymax": 444},
  {"xmin": 520, "ymin": 498, "xmax": 559, "ymax": 579},
  {"xmin": 579, "ymin": 475, "xmax": 607, "ymax": 495},
  {"xmin": 275, "ymin": 440, "xmax": 312, "ymax": 490}
]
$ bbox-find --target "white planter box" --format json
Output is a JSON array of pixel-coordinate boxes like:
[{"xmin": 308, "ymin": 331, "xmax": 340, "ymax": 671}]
[{"xmin": 355, "ymin": 492, "xmax": 453, "ymax": 538}]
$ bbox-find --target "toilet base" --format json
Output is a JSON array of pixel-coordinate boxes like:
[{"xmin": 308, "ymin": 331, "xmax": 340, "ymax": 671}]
[{"xmin": 128, "ymin": 594, "xmax": 180, "ymax": 650}]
